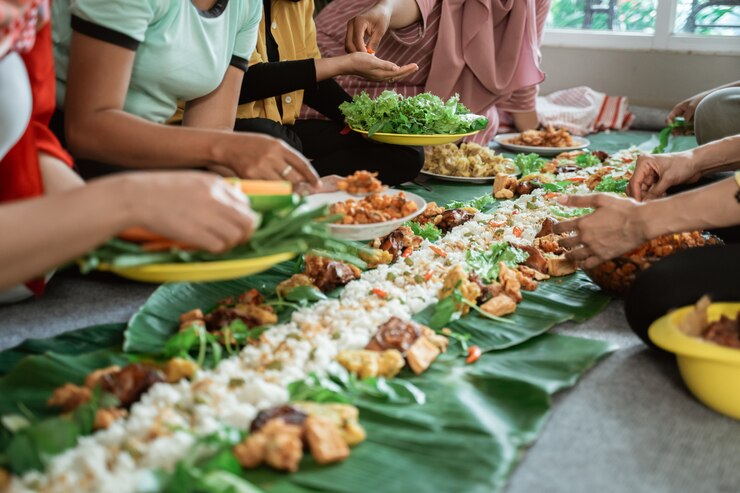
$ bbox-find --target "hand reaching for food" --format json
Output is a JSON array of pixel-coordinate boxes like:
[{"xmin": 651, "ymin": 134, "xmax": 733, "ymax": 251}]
[
  {"xmin": 345, "ymin": 51, "xmax": 418, "ymax": 82},
  {"xmin": 122, "ymin": 172, "xmax": 259, "ymax": 253},
  {"xmin": 553, "ymin": 194, "xmax": 648, "ymax": 268},
  {"xmin": 345, "ymin": 3, "xmax": 392, "ymax": 53},
  {"xmin": 627, "ymin": 152, "xmax": 701, "ymax": 201}
]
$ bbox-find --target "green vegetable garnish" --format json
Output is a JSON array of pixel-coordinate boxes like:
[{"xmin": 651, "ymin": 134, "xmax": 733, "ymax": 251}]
[
  {"xmin": 541, "ymin": 181, "xmax": 571, "ymax": 193},
  {"xmin": 574, "ymin": 153, "xmax": 601, "ymax": 168},
  {"xmin": 594, "ymin": 176, "xmax": 628, "ymax": 194},
  {"xmin": 407, "ymin": 221, "xmax": 442, "ymax": 242},
  {"xmin": 447, "ymin": 193, "xmax": 496, "ymax": 212},
  {"xmin": 466, "ymin": 243, "xmax": 529, "ymax": 284},
  {"xmin": 653, "ymin": 116, "xmax": 688, "ymax": 154},
  {"xmin": 549, "ymin": 206, "xmax": 594, "ymax": 218},
  {"xmin": 340, "ymin": 91, "xmax": 488, "ymax": 136},
  {"xmin": 514, "ymin": 153, "xmax": 549, "ymax": 176}
]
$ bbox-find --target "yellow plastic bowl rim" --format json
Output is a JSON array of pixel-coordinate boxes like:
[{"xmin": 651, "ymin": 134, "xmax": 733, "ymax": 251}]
[{"xmin": 350, "ymin": 127, "xmax": 480, "ymax": 138}]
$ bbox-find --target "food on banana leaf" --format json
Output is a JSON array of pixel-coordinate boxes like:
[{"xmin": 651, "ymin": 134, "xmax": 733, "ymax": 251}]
[
  {"xmin": 329, "ymin": 191, "xmax": 419, "ymax": 225},
  {"xmin": 336, "ymin": 349, "xmax": 406, "ymax": 379},
  {"xmin": 369, "ymin": 225, "xmax": 423, "ymax": 261},
  {"xmin": 233, "ymin": 403, "xmax": 365, "ymax": 472}
]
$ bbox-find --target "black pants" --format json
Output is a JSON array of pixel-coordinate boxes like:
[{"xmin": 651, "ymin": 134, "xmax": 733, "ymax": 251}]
[
  {"xmin": 234, "ymin": 118, "xmax": 424, "ymax": 186},
  {"xmin": 625, "ymin": 244, "xmax": 740, "ymax": 348}
]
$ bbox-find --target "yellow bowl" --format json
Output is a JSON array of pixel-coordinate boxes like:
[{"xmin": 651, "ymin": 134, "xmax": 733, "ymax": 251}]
[
  {"xmin": 649, "ymin": 302, "xmax": 740, "ymax": 419},
  {"xmin": 350, "ymin": 128, "xmax": 480, "ymax": 145},
  {"xmin": 97, "ymin": 252, "xmax": 295, "ymax": 283}
]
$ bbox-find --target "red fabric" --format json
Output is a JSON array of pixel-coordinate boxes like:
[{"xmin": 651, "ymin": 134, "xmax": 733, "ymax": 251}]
[{"xmin": 0, "ymin": 21, "xmax": 72, "ymax": 203}]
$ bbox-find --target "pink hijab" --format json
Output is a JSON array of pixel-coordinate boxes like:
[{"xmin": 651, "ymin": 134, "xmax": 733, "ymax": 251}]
[{"xmin": 426, "ymin": 0, "xmax": 546, "ymax": 114}]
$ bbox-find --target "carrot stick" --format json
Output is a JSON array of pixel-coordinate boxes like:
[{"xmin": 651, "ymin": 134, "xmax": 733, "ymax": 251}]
[
  {"xmin": 118, "ymin": 227, "xmax": 170, "ymax": 243},
  {"xmin": 141, "ymin": 240, "xmax": 195, "ymax": 252}
]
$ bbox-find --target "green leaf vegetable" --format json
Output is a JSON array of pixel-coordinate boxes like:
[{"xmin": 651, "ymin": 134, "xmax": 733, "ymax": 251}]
[
  {"xmin": 339, "ymin": 91, "xmax": 488, "ymax": 136},
  {"xmin": 283, "ymin": 285, "xmax": 328, "ymax": 304},
  {"xmin": 593, "ymin": 176, "xmax": 629, "ymax": 194},
  {"xmin": 446, "ymin": 193, "xmax": 497, "ymax": 213},
  {"xmin": 541, "ymin": 181, "xmax": 572, "ymax": 193},
  {"xmin": 466, "ymin": 243, "xmax": 529, "ymax": 284},
  {"xmin": 288, "ymin": 363, "xmax": 426, "ymax": 405},
  {"xmin": 574, "ymin": 152, "xmax": 601, "ymax": 168},
  {"xmin": 514, "ymin": 153, "xmax": 549, "ymax": 177},
  {"xmin": 407, "ymin": 221, "xmax": 442, "ymax": 242},
  {"xmin": 653, "ymin": 116, "xmax": 688, "ymax": 154}
]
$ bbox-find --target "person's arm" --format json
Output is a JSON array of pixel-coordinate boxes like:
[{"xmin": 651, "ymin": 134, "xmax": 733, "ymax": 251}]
[
  {"xmin": 183, "ymin": 66, "xmax": 244, "ymax": 131},
  {"xmin": 553, "ymin": 177, "xmax": 740, "ymax": 268},
  {"xmin": 667, "ymin": 80, "xmax": 740, "ymax": 124},
  {"xmin": 64, "ymin": 33, "xmax": 317, "ymax": 186},
  {"xmin": 0, "ymin": 172, "xmax": 258, "ymax": 291},
  {"xmin": 345, "ymin": 0, "xmax": 423, "ymax": 53},
  {"xmin": 628, "ymin": 134, "xmax": 740, "ymax": 201}
]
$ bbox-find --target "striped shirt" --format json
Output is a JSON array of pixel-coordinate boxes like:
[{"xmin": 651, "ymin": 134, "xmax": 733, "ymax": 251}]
[{"xmin": 310, "ymin": 0, "xmax": 548, "ymax": 143}]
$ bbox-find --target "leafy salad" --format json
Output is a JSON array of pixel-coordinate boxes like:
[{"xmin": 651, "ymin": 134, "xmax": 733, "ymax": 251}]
[{"xmin": 339, "ymin": 91, "xmax": 489, "ymax": 136}]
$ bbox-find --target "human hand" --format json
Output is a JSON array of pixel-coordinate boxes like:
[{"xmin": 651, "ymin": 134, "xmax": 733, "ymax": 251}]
[
  {"xmin": 553, "ymin": 194, "xmax": 650, "ymax": 268},
  {"xmin": 667, "ymin": 91, "xmax": 709, "ymax": 124},
  {"xmin": 343, "ymin": 52, "xmax": 417, "ymax": 82},
  {"xmin": 120, "ymin": 172, "xmax": 258, "ymax": 253},
  {"xmin": 345, "ymin": 4, "xmax": 391, "ymax": 53},
  {"xmin": 219, "ymin": 133, "xmax": 319, "ymax": 188},
  {"xmin": 627, "ymin": 152, "xmax": 700, "ymax": 201}
]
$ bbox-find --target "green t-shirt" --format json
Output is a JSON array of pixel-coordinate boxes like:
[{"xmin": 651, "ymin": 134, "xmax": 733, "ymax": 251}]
[{"xmin": 52, "ymin": 0, "xmax": 261, "ymax": 123}]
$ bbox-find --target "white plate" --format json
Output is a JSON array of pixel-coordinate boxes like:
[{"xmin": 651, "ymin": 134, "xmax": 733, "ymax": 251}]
[
  {"xmin": 419, "ymin": 170, "xmax": 496, "ymax": 184},
  {"xmin": 493, "ymin": 133, "xmax": 590, "ymax": 156},
  {"xmin": 303, "ymin": 190, "xmax": 426, "ymax": 241}
]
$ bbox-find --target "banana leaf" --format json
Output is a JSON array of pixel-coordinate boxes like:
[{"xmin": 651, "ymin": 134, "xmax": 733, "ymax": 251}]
[
  {"xmin": 0, "ymin": 323, "xmax": 125, "ymax": 376},
  {"xmin": 247, "ymin": 333, "xmax": 614, "ymax": 493},
  {"xmin": 127, "ymin": 263, "xmax": 609, "ymax": 357}
]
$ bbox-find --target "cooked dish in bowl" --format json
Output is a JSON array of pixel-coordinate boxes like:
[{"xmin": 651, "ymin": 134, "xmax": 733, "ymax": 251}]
[{"xmin": 329, "ymin": 192, "xmax": 420, "ymax": 225}]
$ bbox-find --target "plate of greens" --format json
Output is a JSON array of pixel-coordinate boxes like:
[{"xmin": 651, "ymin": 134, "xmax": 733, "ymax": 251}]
[{"xmin": 340, "ymin": 91, "xmax": 488, "ymax": 145}]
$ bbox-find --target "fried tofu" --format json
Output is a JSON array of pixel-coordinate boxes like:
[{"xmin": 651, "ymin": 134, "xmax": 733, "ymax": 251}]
[
  {"xmin": 406, "ymin": 336, "xmax": 441, "ymax": 375},
  {"xmin": 546, "ymin": 256, "xmax": 577, "ymax": 277},
  {"xmin": 234, "ymin": 419, "xmax": 304, "ymax": 472},
  {"xmin": 498, "ymin": 263, "xmax": 522, "ymax": 302},
  {"xmin": 336, "ymin": 349, "xmax": 405, "ymax": 379},
  {"xmin": 480, "ymin": 294, "xmax": 517, "ymax": 317},
  {"xmin": 47, "ymin": 383, "xmax": 92, "ymax": 412},
  {"xmin": 293, "ymin": 402, "xmax": 366, "ymax": 447},
  {"xmin": 439, "ymin": 265, "xmax": 481, "ymax": 315},
  {"xmin": 305, "ymin": 416, "xmax": 350, "ymax": 465}
]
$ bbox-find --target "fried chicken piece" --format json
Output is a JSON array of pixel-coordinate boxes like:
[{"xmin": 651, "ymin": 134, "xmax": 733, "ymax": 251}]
[
  {"xmin": 336, "ymin": 349, "xmax": 406, "ymax": 379},
  {"xmin": 365, "ymin": 317, "xmax": 422, "ymax": 354},
  {"xmin": 413, "ymin": 202, "xmax": 446, "ymax": 226},
  {"xmin": 536, "ymin": 218, "xmax": 558, "ymax": 238},
  {"xmin": 534, "ymin": 234, "xmax": 566, "ymax": 255},
  {"xmin": 47, "ymin": 383, "xmax": 91, "ymax": 412},
  {"xmin": 437, "ymin": 209, "xmax": 476, "ymax": 232},
  {"xmin": 421, "ymin": 327, "xmax": 450, "ymax": 354},
  {"xmin": 163, "ymin": 358, "xmax": 198, "ymax": 383},
  {"xmin": 276, "ymin": 274, "xmax": 317, "ymax": 298},
  {"xmin": 99, "ymin": 364, "xmax": 165, "ymax": 409},
  {"xmin": 586, "ymin": 167, "xmax": 611, "ymax": 190},
  {"xmin": 234, "ymin": 419, "xmax": 305, "ymax": 472},
  {"xmin": 84, "ymin": 365, "xmax": 122, "ymax": 389},
  {"xmin": 293, "ymin": 402, "xmax": 366, "ymax": 446},
  {"xmin": 250, "ymin": 405, "xmax": 308, "ymax": 433},
  {"xmin": 546, "ymin": 256, "xmax": 577, "ymax": 277},
  {"xmin": 406, "ymin": 336, "xmax": 441, "ymax": 375},
  {"xmin": 372, "ymin": 226, "xmax": 422, "ymax": 260},
  {"xmin": 439, "ymin": 265, "xmax": 481, "ymax": 315},
  {"xmin": 304, "ymin": 256, "xmax": 361, "ymax": 292},
  {"xmin": 94, "ymin": 408, "xmax": 128, "ymax": 430},
  {"xmin": 179, "ymin": 309, "xmax": 204, "ymax": 325},
  {"xmin": 480, "ymin": 294, "xmax": 517, "ymax": 317},
  {"xmin": 305, "ymin": 416, "xmax": 350, "ymax": 465},
  {"xmin": 517, "ymin": 244, "xmax": 549, "ymax": 274},
  {"xmin": 519, "ymin": 265, "xmax": 550, "ymax": 281},
  {"xmin": 515, "ymin": 180, "xmax": 541, "ymax": 196},
  {"xmin": 515, "ymin": 268, "xmax": 539, "ymax": 291},
  {"xmin": 493, "ymin": 173, "xmax": 518, "ymax": 199},
  {"xmin": 498, "ymin": 263, "xmax": 522, "ymax": 302}
]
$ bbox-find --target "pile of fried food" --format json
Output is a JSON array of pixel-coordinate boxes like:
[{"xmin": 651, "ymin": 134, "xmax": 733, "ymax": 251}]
[
  {"xmin": 583, "ymin": 231, "xmax": 722, "ymax": 296},
  {"xmin": 329, "ymin": 192, "xmax": 419, "ymax": 225},
  {"xmin": 337, "ymin": 170, "xmax": 385, "ymax": 195},
  {"xmin": 234, "ymin": 402, "xmax": 366, "ymax": 472},
  {"xmin": 423, "ymin": 142, "xmax": 516, "ymax": 178},
  {"xmin": 507, "ymin": 126, "xmax": 575, "ymax": 148},
  {"xmin": 337, "ymin": 317, "xmax": 449, "ymax": 378},
  {"xmin": 47, "ymin": 360, "xmax": 196, "ymax": 430},
  {"xmin": 678, "ymin": 296, "xmax": 740, "ymax": 349}
]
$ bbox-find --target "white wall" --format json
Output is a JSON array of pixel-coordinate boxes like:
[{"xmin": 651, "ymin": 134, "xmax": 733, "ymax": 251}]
[{"xmin": 539, "ymin": 46, "xmax": 740, "ymax": 109}]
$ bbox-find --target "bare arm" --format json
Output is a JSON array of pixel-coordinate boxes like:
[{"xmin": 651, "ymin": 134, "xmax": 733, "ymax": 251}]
[
  {"xmin": 65, "ymin": 33, "xmax": 319, "ymax": 186},
  {"xmin": 345, "ymin": 0, "xmax": 422, "ymax": 53},
  {"xmin": 667, "ymin": 79, "xmax": 740, "ymax": 123},
  {"xmin": 0, "ymin": 172, "xmax": 259, "ymax": 291},
  {"xmin": 183, "ymin": 66, "xmax": 244, "ymax": 131}
]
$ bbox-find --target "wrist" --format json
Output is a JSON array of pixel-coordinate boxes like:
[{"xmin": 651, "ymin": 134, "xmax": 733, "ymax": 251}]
[
  {"xmin": 93, "ymin": 174, "xmax": 142, "ymax": 231},
  {"xmin": 635, "ymin": 200, "xmax": 667, "ymax": 240}
]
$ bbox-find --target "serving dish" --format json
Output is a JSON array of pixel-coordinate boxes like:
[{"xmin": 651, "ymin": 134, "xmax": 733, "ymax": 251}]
[
  {"xmin": 494, "ymin": 133, "xmax": 590, "ymax": 156},
  {"xmin": 303, "ymin": 190, "xmax": 426, "ymax": 241},
  {"xmin": 350, "ymin": 128, "xmax": 480, "ymax": 146},
  {"xmin": 649, "ymin": 302, "xmax": 740, "ymax": 419}
]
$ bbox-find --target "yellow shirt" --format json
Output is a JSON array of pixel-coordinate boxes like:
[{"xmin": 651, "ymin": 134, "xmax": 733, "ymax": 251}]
[{"xmin": 236, "ymin": 0, "xmax": 320, "ymax": 125}]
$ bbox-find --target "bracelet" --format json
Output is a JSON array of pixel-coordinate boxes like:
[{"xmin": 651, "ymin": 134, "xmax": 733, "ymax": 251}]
[{"xmin": 735, "ymin": 171, "xmax": 740, "ymax": 203}]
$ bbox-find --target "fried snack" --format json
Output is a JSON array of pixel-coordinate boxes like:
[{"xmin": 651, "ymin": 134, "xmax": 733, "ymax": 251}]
[
  {"xmin": 330, "ymin": 192, "xmax": 418, "ymax": 225},
  {"xmin": 507, "ymin": 127, "xmax": 575, "ymax": 148},
  {"xmin": 424, "ymin": 143, "xmax": 515, "ymax": 177},
  {"xmin": 337, "ymin": 171, "xmax": 385, "ymax": 195}
]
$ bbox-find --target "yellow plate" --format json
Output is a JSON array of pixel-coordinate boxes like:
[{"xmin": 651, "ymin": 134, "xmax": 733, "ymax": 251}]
[
  {"xmin": 649, "ymin": 302, "xmax": 740, "ymax": 419},
  {"xmin": 351, "ymin": 128, "xmax": 480, "ymax": 145},
  {"xmin": 97, "ymin": 252, "xmax": 296, "ymax": 283}
]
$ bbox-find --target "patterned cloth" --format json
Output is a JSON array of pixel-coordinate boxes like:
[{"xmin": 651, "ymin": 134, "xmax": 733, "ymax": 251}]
[{"xmin": 0, "ymin": 0, "xmax": 48, "ymax": 58}]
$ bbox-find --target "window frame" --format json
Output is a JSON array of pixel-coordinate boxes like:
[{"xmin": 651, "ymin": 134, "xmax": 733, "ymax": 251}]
[{"xmin": 542, "ymin": 0, "xmax": 740, "ymax": 55}]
